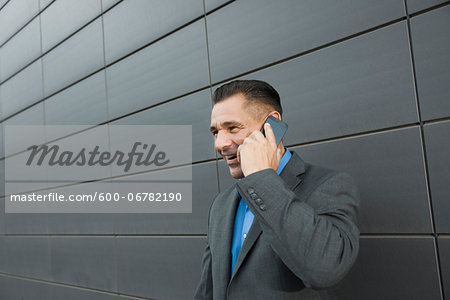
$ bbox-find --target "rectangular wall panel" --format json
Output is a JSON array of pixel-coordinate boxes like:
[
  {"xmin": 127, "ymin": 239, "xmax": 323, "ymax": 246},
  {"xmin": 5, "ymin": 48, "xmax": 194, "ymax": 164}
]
[
  {"xmin": 40, "ymin": 0, "xmax": 101, "ymax": 53},
  {"xmin": 337, "ymin": 237, "xmax": 441, "ymax": 300},
  {"xmin": 114, "ymin": 161, "xmax": 217, "ymax": 235},
  {"xmin": 3, "ymin": 101, "xmax": 44, "ymax": 126},
  {"xmin": 0, "ymin": 123, "xmax": 3, "ymax": 158},
  {"xmin": 438, "ymin": 237, "xmax": 450, "ymax": 299},
  {"xmin": 3, "ymin": 102, "xmax": 47, "ymax": 237},
  {"xmin": 207, "ymin": 0, "xmax": 405, "ymax": 83},
  {"xmin": 0, "ymin": 0, "xmax": 39, "ymax": 45},
  {"xmin": 423, "ymin": 120, "xmax": 450, "ymax": 233},
  {"xmin": 42, "ymin": 18, "xmax": 104, "ymax": 96},
  {"xmin": 0, "ymin": 0, "xmax": 8, "ymax": 10},
  {"xmin": 102, "ymin": 0, "xmax": 120, "ymax": 12},
  {"xmin": 0, "ymin": 87, "xmax": 2, "ymax": 120},
  {"xmin": 50, "ymin": 237, "xmax": 116, "ymax": 291},
  {"xmin": 406, "ymin": 0, "xmax": 447, "ymax": 13},
  {"xmin": 5, "ymin": 213, "xmax": 48, "ymax": 235},
  {"xmin": 47, "ymin": 213, "xmax": 114, "ymax": 235},
  {"xmin": 235, "ymin": 21, "xmax": 417, "ymax": 144},
  {"xmin": 0, "ymin": 60, "xmax": 43, "ymax": 119},
  {"xmin": 5, "ymin": 100, "xmax": 52, "ymax": 233},
  {"xmin": 205, "ymin": 0, "xmax": 231, "ymax": 12},
  {"xmin": 119, "ymin": 296, "xmax": 149, "ymax": 300},
  {"xmin": 295, "ymin": 127, "xmax": 431, "ymax": 233},
  {"xmin": 0, "ymin": 275, "xmax": 52, "ymax": 300},
  {"xmin": 52, "ymin": 285, "xmax": 119, "ymax": 300},
  {"xmin": 4, "ymin": 102, "xmax": 45, "ymax": 155},
  {"xmin": 0, "ymin": 236, "xmax": 4, "ymax": 271},
  {"xmin": 116, "ymin": 237, "xmax": 205, "ymax": 300},
  {"xmin": 45, "ymin": 71, "xmax": 107, "ymax": 125},
  {"xmin": 410, "ymin": 5, "xmax": 450, "ymax": 121},
  {"xmin": 0, "ymin": 17, "xmax": 41, "ymax": 81},
  {"xmin": 0, "ymin": 159, "xmax": 4, "ymax": 197},
  {"xmin": 103, "ymin": 0, "xmax": 203, "ymax": 63},
  {"xmin": 46, "ymin": 183, "xmax": 115, "ymax": 235},
  {"xmin": 113, "ymin": 89, "xmax": 215, "ymax": 162},
  {"xmin": 106, "ymin": 19, "xmax": 209, "ymax": 120},
  {"xmin": 0, "ymin": 198, "xmax": 4, "ymax": 235},
  {"xmin": 5, "ymin": 236, "xmax": 51, "ymax": 280},
  {"xmin": 39, "ymin": 0, "xmax": 53, "ymax": 11}
]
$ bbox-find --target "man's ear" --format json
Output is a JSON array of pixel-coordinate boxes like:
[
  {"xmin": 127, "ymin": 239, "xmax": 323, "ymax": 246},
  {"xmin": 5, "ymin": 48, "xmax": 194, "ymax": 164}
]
[{"xmin": 268, "ymin": 111, "xmax": 282, "ymax": 121}]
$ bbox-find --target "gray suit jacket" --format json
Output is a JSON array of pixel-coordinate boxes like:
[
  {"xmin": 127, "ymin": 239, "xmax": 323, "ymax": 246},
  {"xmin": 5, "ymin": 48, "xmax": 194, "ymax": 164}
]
[{"xmin": 194, "ymin": 151, "xmax": 359, "ymax": 300}]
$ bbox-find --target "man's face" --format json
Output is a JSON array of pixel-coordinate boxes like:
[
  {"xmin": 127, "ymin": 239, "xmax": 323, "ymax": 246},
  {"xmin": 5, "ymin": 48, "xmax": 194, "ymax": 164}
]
[{"xmin": 210, "ymin": 93, "xmax": 263, "ymax": 178}]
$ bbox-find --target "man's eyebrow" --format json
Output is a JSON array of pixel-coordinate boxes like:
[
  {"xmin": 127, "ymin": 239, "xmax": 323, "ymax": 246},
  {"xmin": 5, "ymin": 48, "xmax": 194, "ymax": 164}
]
[{"xmin": 209, "ymin": 121, "xmax": 243, "ymax": 132}]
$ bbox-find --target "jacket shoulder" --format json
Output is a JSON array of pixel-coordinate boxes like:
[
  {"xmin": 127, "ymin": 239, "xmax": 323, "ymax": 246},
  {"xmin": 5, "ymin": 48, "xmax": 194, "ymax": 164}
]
[
  {"xmin": 297, "ymin": 162, "xmax": 359, "ymax": 210},
  {"xmin": 302, "ymin": 162, "xmax": 356, "ymax": 189}
]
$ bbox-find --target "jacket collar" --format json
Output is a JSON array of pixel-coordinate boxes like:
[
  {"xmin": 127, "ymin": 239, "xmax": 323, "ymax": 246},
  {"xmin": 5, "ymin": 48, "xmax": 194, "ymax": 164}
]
[{"xmin": 280, "ymin": 151, "xmax": 305, "ymax": 190}]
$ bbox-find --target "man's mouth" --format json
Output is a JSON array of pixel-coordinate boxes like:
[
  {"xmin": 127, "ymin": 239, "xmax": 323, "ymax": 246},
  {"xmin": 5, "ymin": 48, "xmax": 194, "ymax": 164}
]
[{"xmin": 224, "ymin": 154, "xmax": 238, "ymax": 164}]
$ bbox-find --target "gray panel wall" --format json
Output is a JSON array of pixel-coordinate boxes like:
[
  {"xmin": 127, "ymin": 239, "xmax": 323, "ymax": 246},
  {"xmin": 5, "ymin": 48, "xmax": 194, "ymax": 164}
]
[{"xmin": 0, "ymin": 0, "xmax": 449, "ymax": 299}]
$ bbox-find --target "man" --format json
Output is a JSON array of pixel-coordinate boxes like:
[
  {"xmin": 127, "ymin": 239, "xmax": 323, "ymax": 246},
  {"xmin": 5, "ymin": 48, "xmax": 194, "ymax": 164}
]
[{"xmin": 195, "ymin": 80, "xmax": 359, "ymax": 299}]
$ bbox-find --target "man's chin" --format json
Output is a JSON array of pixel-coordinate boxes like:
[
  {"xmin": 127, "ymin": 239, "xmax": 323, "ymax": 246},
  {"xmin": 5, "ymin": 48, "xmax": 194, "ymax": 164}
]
[{"xmin": 228, "ymin": 165, "xmax": 244, "ymax": 179}]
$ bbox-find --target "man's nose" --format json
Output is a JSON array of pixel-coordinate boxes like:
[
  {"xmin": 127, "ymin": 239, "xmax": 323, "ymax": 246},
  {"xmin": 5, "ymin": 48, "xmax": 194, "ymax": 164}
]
[{"xmin": 215, "ymin": 131, "xmax": 232, "ymax": 151}]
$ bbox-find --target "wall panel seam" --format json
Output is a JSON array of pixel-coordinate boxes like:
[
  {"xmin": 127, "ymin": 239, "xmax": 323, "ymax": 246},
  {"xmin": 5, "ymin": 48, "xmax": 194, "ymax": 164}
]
[
  {"xmin": 404, "ymin": 0, "xmax": 446, "ymax": 298},
  {"xmin": 0, "ymin": 272, "xmax": 157, "ymax": 300},
  {"xmin": 0, "ymin": 0, "xmax": 54, "ymax": 49}
]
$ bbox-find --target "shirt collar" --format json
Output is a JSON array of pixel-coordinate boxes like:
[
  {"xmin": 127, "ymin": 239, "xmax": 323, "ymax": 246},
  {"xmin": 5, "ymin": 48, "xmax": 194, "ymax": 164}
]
[{"xmin": 276, "ymin": 148, "xmax": 292, "ymax": 175}]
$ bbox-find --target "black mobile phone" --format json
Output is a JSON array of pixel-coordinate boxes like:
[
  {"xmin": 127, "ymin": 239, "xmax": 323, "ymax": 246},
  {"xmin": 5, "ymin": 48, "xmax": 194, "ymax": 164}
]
[{"xmin": 261, "ymin": 116, "xmax": 288, "ymax": 146}]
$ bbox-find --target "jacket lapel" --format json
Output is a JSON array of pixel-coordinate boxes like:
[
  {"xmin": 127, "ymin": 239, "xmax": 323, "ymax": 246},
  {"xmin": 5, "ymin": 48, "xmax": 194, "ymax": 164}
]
[
  {"xmin": 212, "ymin": 185, "xmax": 239, "ymax": 294},
  {"xmin": 230, "ymin": 219, "xmax": 262, "ymax": 280},
  {"xmin": 229, "ymin": 151, "xmax": 306, "ymax": 281},
  {"xmin": 280, "ymin": 151, "xmax": 305, "ymax": 190}
]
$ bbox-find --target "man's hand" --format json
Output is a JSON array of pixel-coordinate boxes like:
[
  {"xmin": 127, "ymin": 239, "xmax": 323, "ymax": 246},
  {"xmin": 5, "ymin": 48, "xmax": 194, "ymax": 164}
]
[{"xmin": 237, "ymin": 123, "xmax": 283, "ymax": 177}]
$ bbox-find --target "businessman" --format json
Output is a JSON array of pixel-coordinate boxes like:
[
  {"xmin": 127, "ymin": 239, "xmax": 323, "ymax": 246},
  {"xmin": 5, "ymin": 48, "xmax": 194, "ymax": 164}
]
[{"xmin": 195, "ymin": 80, "xmax": 359, "ymax": 299}]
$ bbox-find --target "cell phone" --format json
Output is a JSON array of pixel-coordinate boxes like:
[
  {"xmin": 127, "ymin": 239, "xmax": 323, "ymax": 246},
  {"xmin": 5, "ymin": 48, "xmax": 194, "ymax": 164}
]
[{"xmin": 261, "ymin": 115, "xmax": 288, "ymax": 146}]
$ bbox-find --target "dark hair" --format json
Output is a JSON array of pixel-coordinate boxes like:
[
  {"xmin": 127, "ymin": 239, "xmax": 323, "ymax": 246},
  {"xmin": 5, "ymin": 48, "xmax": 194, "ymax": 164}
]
[{"xmin": 212, "ymin": 80, "xmax": 282, "ymax": 116}]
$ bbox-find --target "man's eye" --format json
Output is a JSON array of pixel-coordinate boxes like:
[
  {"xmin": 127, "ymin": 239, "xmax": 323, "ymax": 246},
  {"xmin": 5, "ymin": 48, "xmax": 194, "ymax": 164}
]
[
  {"xmin": 211, "ymin": 131, "xmax": 218, "ymax": 136},
  {"xmin": 229, "ymin": 127, "xmax": 238, "ymax": 132}
]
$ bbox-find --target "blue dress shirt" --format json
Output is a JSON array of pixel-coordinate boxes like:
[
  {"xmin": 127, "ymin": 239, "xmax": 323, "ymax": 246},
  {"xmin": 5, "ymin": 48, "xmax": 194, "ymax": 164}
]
[{"xmin": 230, "ymin": 149, "xmax": 292, "ymax": 275}]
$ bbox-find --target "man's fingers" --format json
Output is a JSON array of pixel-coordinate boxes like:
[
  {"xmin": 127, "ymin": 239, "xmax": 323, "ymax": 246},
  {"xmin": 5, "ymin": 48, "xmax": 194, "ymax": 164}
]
[
  {"xmin": 251, "ymin": 130, "xmax": 264, "ymax": 140},
  {"xmin": 243, "ymin": 130, "xmax": 264, "ymax": 144},
  {"xmin": 277, "ymin": 147, "xmax": 283, "ymax": 161},
  {"xmin": 264, "ymin": 123, "xmax": 277, "ymax": 146}
]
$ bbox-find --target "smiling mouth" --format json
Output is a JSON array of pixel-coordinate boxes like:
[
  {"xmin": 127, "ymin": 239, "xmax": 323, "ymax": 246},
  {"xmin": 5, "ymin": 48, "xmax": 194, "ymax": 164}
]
[{"xmin": 223, "ymin": 154, "xmax": 239, "ymax": 165}]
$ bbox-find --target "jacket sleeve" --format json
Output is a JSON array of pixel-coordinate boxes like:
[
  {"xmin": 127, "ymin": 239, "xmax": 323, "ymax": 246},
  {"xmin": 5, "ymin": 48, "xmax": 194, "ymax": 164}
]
[
  {"xmin": 236, "ymin": 168, "xmax": 360, "ymax": 289},
  {"xmin": 193, "ymin": 241, "xmax": 213, "ymax": 300},
  {"xmin": 193, "ymin": 200, "xmax": 214, "ymax": 300}
]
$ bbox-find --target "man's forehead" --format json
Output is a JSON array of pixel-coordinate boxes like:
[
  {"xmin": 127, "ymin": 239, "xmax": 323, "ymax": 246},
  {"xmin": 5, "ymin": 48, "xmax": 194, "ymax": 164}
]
[
  {"xmin": 211, "ymin": 94, "xmax": 246, "ymax": 113},
  {"xmin": 211, "ymin": 96, "xmax": 245, "ymax": 121}
]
